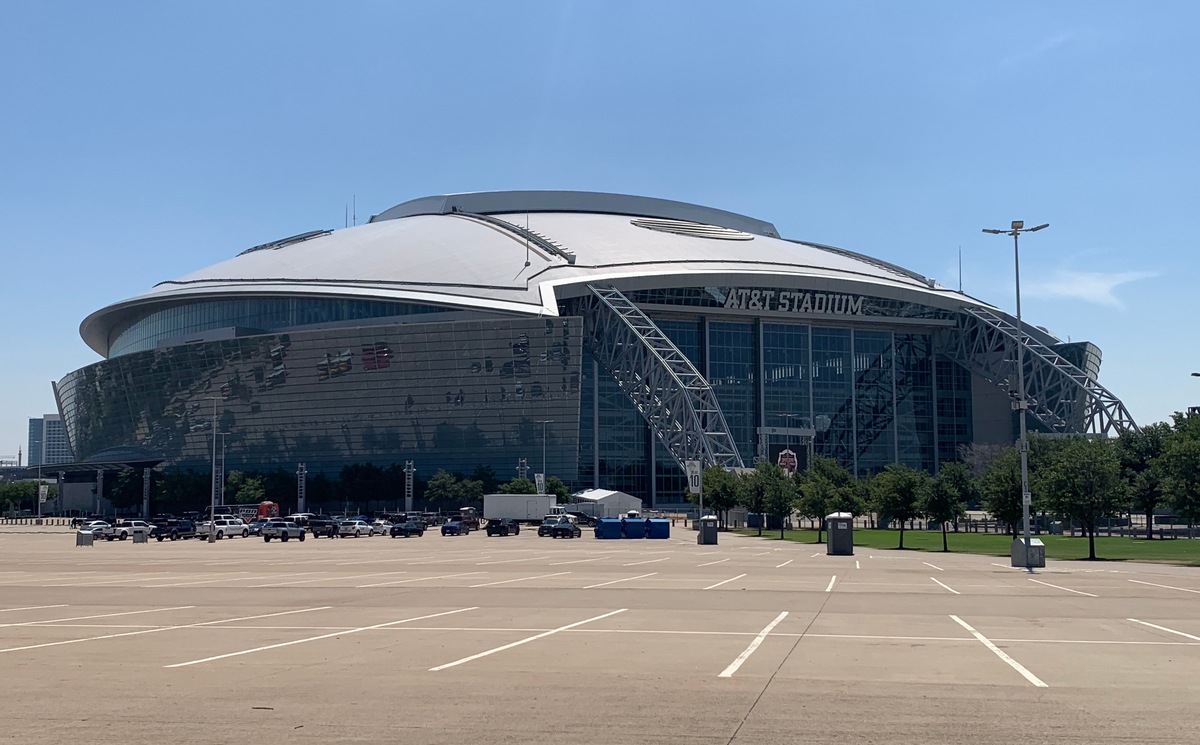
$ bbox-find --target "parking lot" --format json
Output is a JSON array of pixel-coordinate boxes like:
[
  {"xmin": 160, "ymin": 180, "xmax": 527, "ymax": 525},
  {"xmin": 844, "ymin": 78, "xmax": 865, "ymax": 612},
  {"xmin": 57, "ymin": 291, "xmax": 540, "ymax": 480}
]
[{"xmin": 1, "ymin": 526, "xmax": 1198, "ymax": 744}]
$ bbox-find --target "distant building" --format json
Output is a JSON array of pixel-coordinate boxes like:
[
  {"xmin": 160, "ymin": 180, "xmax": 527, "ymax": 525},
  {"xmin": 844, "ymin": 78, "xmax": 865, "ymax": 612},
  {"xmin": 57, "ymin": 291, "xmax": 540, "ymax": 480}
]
[{"xmin": 27, "ymin": 415, "xmax": 72, "ymax": 467}]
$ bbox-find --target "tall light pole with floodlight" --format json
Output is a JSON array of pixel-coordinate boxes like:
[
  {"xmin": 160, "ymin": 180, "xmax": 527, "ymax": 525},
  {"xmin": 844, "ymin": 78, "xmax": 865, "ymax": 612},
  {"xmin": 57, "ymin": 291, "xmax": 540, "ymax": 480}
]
[
  {"xmin": 535, "ymin": 419, "xmax": 554, "ymax": 491},
  {"xmin": 982, "ymin": 220, "xmax": 1049, "ymax": 569},
  {"xmin": 206, "ymin": 397, "xmax": 220, "ymax": 543}
]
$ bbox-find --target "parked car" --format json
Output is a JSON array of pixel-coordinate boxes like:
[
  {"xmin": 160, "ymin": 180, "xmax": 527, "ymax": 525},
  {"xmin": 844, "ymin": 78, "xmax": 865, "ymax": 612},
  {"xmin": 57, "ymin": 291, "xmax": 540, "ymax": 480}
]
[
  {"xmin": 103, "ymin": 520, "xmax": 154, "ymax": 541},
  {"xmin": 550, "ymin": 521, "xmax": 582, "ymax": 539},
  {"xmin": 390, "ymin": 522, "xmax": 425, "ymax": 538},
  {"xmin": 79, "ymin": 520, "xmax": 109, "ymax": 538},
  {"xmin": 371, "ymin": 520, "xmax": 394, "ymax": 535},
  {"xmin": 261, "ymin": 519, "xmax": 306, "ymax": 542},
  {"xmin": 441, "ymin": 520, "xmax": 468, "ymax": 536},
  {"xmin": 537, "ymin": 517, "xmax": 565, "ymax": 537},
  {"xmin": 196, "ymin": 518, "xmax": 249, "ymax": 540},
  {"xmin": 338, "ymin": 519, "xmax": 374, "ymax": 538},
  {"xmin": 150, "ymin": 519, "xmax": 196, "ymax": 541},
  {"xmin": 307, "ymin": 515, "xmax": 339, "ymax": 537},
  {"xmin": 246, "ymin": 519, "xmax": 269, "ymax": 536},
  {"xmin": 485, "ymin": 518, "xmax": 520, "ymax": 537},
  {"xmin": 565, "ymin": 511, "xmax": 598, "ymax": 527}
]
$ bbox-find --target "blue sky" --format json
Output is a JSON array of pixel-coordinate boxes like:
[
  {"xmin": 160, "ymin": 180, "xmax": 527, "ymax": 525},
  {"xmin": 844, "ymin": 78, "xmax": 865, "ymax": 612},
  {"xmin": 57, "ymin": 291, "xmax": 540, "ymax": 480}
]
[{"xmin": 2, "ymin": 1, "xmax": 1196, "ymax": 461}]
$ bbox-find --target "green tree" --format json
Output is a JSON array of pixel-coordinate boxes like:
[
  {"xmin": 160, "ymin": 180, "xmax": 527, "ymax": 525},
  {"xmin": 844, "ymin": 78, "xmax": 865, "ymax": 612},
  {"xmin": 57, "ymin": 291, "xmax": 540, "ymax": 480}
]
[
  {"xmin": 795, "ymin": 456, "xmax": 860, "ymax": 543},
  {"xmin": 498, "ymin": 477, "xmax": 538, "ymax": 494},
  {"xmin": 225, "ymin": 471, "xmax": 266, "ymax": 504},
  {"xmin": 978, "ymin": 447, "xmax": 1023, "ymax": 537},
  {"xmin": 1115, "ymin": 423, "xmax": 1172, "ymax": 539},
  {"xmin": 736, "ymin": 468, "xmax": 767, "ymax": 536},
  {"xmin": 689, "ymin": 465, "xmax": 741, "ymax": 528},
  {"xmin": 1161, "ymin": 435, "xmax": 1200, "ymax": 526},
  {"xmin": 922, "ymin": 462, "xmax": 973, "ymax": 551},
  {"xmin": 753, "ymin": 461, "xmax": 797, "ymax": 540},
  {"xmin": 423, "ymin": 469, "xmax": 462, "ymax": 508},
  {"xmin": 108, "ymin": 468, "xmax": 144, "ymax": 512},
  {"xmin": 544, "ymin": 476, "xmax": 570, "ymax": 503},
  {"xmin": 870, "ymin": 463, "xmax": 931, "ymax": 549},
  {"xmin": 1039, "ymin": 436, "xmax": 1127, "ymax": 560},
  {"xmin": 469, "ymin": 465, "xmax": 499, "ymax": 494}
]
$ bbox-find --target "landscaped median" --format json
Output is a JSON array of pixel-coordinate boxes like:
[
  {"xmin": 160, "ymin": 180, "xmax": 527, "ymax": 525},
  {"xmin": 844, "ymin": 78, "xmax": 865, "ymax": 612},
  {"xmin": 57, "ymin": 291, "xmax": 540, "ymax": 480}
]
[{"xmin": 736, "ymin": 528, "xmax": 1200, "ymax": 565}]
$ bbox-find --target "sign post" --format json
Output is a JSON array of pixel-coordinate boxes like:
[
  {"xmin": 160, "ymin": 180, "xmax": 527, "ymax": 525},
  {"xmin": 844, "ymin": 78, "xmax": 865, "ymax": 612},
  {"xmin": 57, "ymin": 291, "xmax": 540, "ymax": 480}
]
[
  {"xmin": 141, "ymin": 468, "xmax": 151, "ymax": 518},
  {"xmin": 403, "ymin": 461, "xmax": 415, "ymax": 513},
  {"xmin": 534, "ymin": 473, "xmax": 546, "ymax": 495},
  {"xmin": 685, "ymin": 460, "xmax": 703, "ymax": 519},
  {"xmin": 297, "ymin": 463, "xmax": 307, "ymax": 513}
]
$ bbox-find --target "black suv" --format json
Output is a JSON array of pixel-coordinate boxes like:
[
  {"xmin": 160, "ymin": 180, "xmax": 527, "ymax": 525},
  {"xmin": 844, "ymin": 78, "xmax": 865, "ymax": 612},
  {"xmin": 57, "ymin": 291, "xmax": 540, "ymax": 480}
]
[
  {"xmin": 485, "ymin": 518, "xmax": 520, "ymax": 537},
  {"xmin": 306, "ymin": 515, "xmax": 339, "ymax": 537},
  {"xmin": 150, "ymin": 519, "xmax": 196, "ymax": 542},
  {"xmin": 389, "ymin": 521, "xmax": 425, "ymax": 538}
]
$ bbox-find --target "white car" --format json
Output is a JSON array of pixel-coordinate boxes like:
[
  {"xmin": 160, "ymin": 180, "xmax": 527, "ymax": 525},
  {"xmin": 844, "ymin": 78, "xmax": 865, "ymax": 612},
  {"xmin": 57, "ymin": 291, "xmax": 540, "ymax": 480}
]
[
  {"xmin": 371, "ymin": 520, "xmax": 393, "ymax": 536},
  {"xmin": 103, "ymin": 520, "xmax": 154, "ymax": 541},
  {"xmin": 79, "ymin": 520, "xmax": 109, "ymax": 537},
  {"xmin": 337, "ymin": 519, "xmax": 374, "ymax": 538},
  {"xmin": 261, "ymin": 519, "xmax": 306, "ymax": 542},
  {"xmin": 196, "ymin": 517, "xmax": 249, "ymax": 539}
]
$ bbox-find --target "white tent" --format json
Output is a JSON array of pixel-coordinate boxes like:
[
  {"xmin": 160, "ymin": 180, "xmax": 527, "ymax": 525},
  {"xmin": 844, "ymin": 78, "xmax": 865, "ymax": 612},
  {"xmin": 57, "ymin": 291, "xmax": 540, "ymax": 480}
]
[{"xmin": 570, "ymin": 489, "xmax": 644, "ymax": 519}]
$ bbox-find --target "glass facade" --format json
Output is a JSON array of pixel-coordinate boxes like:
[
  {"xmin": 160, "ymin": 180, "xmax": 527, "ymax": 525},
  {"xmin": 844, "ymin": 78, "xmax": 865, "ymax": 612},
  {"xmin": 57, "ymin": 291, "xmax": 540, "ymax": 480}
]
[
  {"xmin": 65, "ymin": 284, "xmax": 991, "ymax": 506},
  {"xmin": 109, "ymin": 297, "xmax": 449, "ymax": 357},
  {"xmin": 59, "ymin": 317, "xmax": 583, "ymax": 479}
]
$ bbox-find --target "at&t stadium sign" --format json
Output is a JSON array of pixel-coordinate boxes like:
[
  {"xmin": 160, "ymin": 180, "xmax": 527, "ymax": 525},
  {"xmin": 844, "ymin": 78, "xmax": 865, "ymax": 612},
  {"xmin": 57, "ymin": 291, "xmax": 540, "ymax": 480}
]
[{"xmin": 721, "ymin": 288, "xmax": 865, "ymax": 316}]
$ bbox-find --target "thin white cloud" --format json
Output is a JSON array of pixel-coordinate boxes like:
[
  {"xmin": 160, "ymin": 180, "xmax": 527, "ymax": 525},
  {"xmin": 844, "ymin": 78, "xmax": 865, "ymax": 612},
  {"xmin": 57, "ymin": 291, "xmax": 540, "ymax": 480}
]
[
  {"xmin": 1023, "ymin": 269, "xmax": 1157, "ymax": 308},
  {"xmin": 1001, "ymin": 30, "xmax": 1075, "ymax": 66}
]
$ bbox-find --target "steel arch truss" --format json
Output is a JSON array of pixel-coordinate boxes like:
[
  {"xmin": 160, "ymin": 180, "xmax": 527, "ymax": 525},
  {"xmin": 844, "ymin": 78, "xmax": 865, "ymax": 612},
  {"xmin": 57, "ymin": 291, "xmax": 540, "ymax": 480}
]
[
  {"xmin": 938, "ymin": 306, "xmax": 1137, "ymax": 436},
  {"xmin": 574, "ymin": 285, "xmax": 744, "ymax": 470}
]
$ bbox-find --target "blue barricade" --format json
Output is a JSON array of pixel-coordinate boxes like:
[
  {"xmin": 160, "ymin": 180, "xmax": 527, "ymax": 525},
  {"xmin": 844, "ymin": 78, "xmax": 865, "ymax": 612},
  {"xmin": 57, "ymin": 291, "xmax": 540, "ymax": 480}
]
[
  {"xmin": 621, "ymin": 519, "xmax": 646, "ymax": 539},
  {"xmin": 594, "ymin": 518, "xmax": 624, "ymax": 539},
  {"xmin": 646, "ymin": 519, "xmax": 670, "ymax": 539}
]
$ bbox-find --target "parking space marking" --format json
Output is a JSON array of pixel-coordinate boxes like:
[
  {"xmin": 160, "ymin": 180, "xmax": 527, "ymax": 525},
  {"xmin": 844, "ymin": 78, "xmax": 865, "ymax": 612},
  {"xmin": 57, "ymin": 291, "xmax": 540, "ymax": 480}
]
[
  {"xmin": 0, "ymin": 605, "xmax": 68, "ymax": 613},
  {"xmin": 698, "ymin": 558, "xmax": 730, "ymax": 567},
  {"xmin": 0, "ymin": 606, "xmax": 195, "ymax": 628},
  {"xmin": 1127, "ymin": 618, "xmax": 1200, "ymax": 641},
  {"xmin": 1028, "ymin": 578, "xmax": 1097, "ymax": 597},
  {"xmin": 825, "ymin": 575, "xmax": 837, "ymax": 592},
  {"xmin": 45, "ymin": 573, "xmax": 237, "ymax": 587},
  {"xmin": 1129, "ymin": 579, "xmax": 1200, "ymax": 595},
  {"xmin": 0, "ymin": 607, "xmax": 330, "ymax": 655},
  {"xmin": 355, "ymin": 572, "xmax": 481, "ymax": 588},
  {"xmin": 429, "ymin": 608, "xmax": 627, "ymax": 671},
  {"xmin": 949, "ymin": 615, "xmax": 1047, "ymax": 688},
  {"xmin": 145, "ymin": 573, "xmax": 289, "ymax": 588},
  {"xmin": 923, "ymin": 562, "xmax": 943, "ymax": 572},
  {"xmin": 811, "ymin": 552, "xmax": 821, "ymax": 558},
  {"xmin": 931, "ymin": 577, "xmax": 960, "ymax": 595},
  {"xmin": 718, "ymin": 611, "xmax": 789, "ymax": 678},
  {"xmin": 548, "ymin": 558, "xmax": 601, "ymax": 566},
  {"xmin": 855, "ymin": 561, "xmax": 860, "ymax": 569},
  {"xmin": 775, "ymin": 559, "xmax": 793, "ymax": 568},
  {"xmin": 476, "ymin": 556, "xmax": 551, "ymax": 566},
  {"xmin": 166, "ymin": 607, "xmax": 479, "ymax": 667},
  {"xmin": 247, "ymin": 572, "xmax": 402, "ymax": 588},
  {"xmin": 623, "ymin": 557, "xmax": 670, "ymax": 566},
  {"xmin": 468, "ymin": 572, "xmax": 569, "ymax": 588},
  {"xmin": 705, "ymin": 574, "xmax": 748, "ymax": 590},
  {"xmin": 583, "ymin": 573, "xmax": 657, "ymax": 589}
]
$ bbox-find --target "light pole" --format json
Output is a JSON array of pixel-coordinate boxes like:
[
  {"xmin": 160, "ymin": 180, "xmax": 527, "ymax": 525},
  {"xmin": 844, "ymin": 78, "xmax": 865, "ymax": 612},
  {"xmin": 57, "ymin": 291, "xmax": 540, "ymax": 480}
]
[
  {"xmin": 535, "ymin": 419, "xmax": 554, "ymax": 491},
  {"xmin": 206, "ymin": 397, "xmax": 219, "ymax": 543},
  {"xmin": 983, "ymin": 220, "xmax": 1049, "ymax": 569},
  {"xmin": 217, "ymin": 432, "xmax": 230, "ymax": 507}
]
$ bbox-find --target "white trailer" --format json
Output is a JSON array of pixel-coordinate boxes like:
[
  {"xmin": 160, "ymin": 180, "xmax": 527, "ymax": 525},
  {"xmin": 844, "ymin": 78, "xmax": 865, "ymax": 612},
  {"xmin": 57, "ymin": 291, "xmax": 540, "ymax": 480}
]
[{"xmin": 483, "ymin": 494, "xmax": 556, "ymax": 524}]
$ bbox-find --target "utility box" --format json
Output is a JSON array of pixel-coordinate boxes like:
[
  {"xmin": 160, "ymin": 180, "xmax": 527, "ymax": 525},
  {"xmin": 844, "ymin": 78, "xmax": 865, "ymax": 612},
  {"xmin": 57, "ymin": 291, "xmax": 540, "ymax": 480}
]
[
  {"xmin": 75, "ymin": 531, "xmax": 93, "ymax": 547},
  {"xmin": 826, "ymin": 512, "xmax": 854, "ymax": 556},
  {"xmin": 133, "ymin": 532, "xmax": 148, "ymax": 544},
  {"xmin": 1010, "ymin": 538, "xmax": 1046, "ymax": 568},
  {"xmin": 697, "ymin": 515, "xmax": 719, "ymax": 545}
]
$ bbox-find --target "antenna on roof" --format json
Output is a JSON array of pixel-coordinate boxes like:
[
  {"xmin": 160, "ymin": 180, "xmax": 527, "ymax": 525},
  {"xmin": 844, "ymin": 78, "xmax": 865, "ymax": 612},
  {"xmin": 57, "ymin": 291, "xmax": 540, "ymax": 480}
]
[
  {"xmin": 345, "ymin": 204, "xmax": 349, "ymax": 229},
  {"xmin": 513, "ymin": 213, "xmax": 532, "ymax": 283},
  {"xmin": 353, "ymin": 195, "xmax": 357, "ymax": 227},
  {"xmin": 958, "ymin": 246, "xmax": 962, "ymax": 292}
]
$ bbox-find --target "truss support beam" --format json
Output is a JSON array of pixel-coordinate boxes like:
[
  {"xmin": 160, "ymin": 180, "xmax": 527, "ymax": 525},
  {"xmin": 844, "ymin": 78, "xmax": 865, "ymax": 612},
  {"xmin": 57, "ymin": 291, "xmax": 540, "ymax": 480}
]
[
  {"xmin": 575, "ymin": 285, "xmax": 744, "ymax": 471},
  {"xmin": 939, "ymin": 306, "xmax": 1137, "ymax": 436}
]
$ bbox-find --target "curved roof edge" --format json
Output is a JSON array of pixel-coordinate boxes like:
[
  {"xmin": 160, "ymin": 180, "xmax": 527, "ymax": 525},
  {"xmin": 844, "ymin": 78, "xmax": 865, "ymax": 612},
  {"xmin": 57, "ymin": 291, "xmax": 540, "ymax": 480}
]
[{"xmin": 369, "ymin": 190, "xmax": 781, "ymax": 238}]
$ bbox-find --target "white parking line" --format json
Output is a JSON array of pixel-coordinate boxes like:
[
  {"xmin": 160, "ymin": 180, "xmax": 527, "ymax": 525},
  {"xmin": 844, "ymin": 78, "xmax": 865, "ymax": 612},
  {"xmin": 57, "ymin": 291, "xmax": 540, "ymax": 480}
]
[
  {"xmin": 949, "ymin": 615, "xmax": 1047, "ymax": 687},
  {"xmin": 248, "ymin": 572, "xmax": 401, "ymax": 588},
  {"xmin": 855, "ymin": 561, "xmax": 860, "ymax": 569},
  {"xmin": 705, "ymin": 574, "xmax": 748, "ymax": 591},
  {"xmin": 698, "ymin": 558, "xmax": 730, "ymax": 567},
  {"xmin": 1, "ymin": 606, "xmax": 195, "ymax": 628},
  {"xmin": 923, "ymin": 562, "xmax": 943, "ymax": 572},
  {"xmin": 825, "ymin": 575, "xmax": 837, "ymax": 592},
  {"xmin": 166, "ymin": 607, "xmax": 478, "ymax": 667},
  {"xmin": 811, "ymin": 552, "xmax": 821, "ymax": 558},
  {"xmin": 718, "ymin": 611, "xmax": 789, "ymax": 678},
  {"xmin": 476, "ymin": 556, "xmax": 551, "ymax": 566},
  {"xmin": 144, "ymin": 574, "xmax": 288, "ymax": 588},
  {"xmin": 775, "ymin": 560, "xmax": 793, "ymax": 568},
  {"xmin": 583, "ymin": 573, "xmax": 657, "ymax": 589},
  {"xmin": 355, "ymin": 572, "xmax": 482, "ymax": 588},
  {"xmin": 1129, "ymin": 579, "xmax": 1200, "ymax": 595},
  {"xmin": 1127, "ymin": 618, "xmax": 1200, "ymax": 641},
  {"xmin": 468, "ymin": 572, "xmax": 569, "ymax": 588},
  {"xmin": 0, "ymin": 605, "xmax": 68, "ymax": 613},
  {"xmin": 548, "ymin": 558, "xmax": 601, "ymax": 566},
  {"xmin": 623, "ymin": 557, "xmax": 670, "ymax": 567},
  {"xmin": 46, "ymin": 573, "xmax": 239, "ymax": 587},
  {"xmin": 429, "ymin": 609, "xmax": 626, "ymax": 671},
  {"xmin": 931, "ymin": 577, "xmax": 960, "ymax": 595},
  {"xmin": 0, "ymin": 607, "xmax": 330, "ymax": 655},
  {"xmin": 1028, "ymin": 578, "xmax": 1097, "ymax": 597}
]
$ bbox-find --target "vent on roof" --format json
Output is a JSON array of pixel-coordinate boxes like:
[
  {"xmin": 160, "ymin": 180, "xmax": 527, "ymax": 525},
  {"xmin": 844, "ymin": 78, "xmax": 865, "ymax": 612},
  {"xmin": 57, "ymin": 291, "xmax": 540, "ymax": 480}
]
[
  {"xmin": 630, "ymin": 218, "xmax": 754, "ymax": 241},
  {"xmin": 238, "ymin": 229, "xmax": 332, "ymax": 256}
]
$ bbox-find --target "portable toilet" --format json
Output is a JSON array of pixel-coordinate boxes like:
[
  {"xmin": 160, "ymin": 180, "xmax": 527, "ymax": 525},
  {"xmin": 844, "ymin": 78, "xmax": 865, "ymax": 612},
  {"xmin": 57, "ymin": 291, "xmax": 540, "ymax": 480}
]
[
  {"xmin": 697, "ymin": 515, "xmax": 719, "ymax": 545},
  {"xmin": 826, "ymin": 511, "xmax": 854, "ymax": 555}
]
